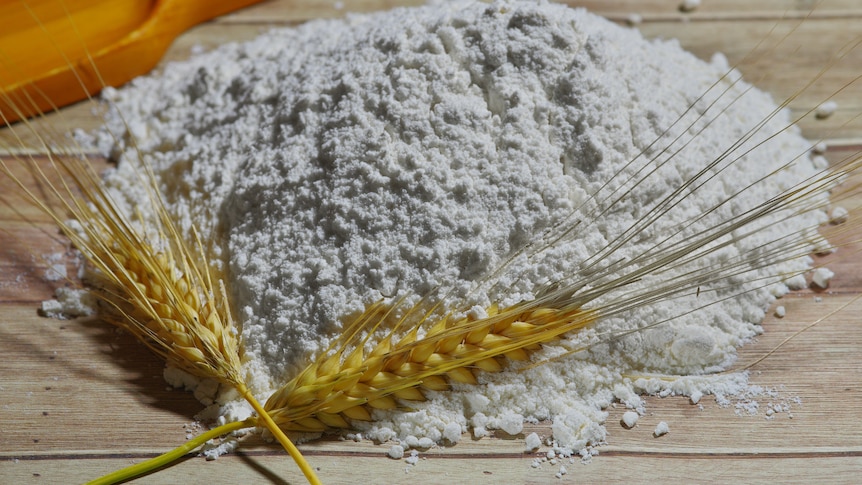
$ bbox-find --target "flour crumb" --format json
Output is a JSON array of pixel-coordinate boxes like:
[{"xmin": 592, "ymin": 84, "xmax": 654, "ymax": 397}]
[
  {"xmin": 388, "ymin": 444, "xmax": 405, "ymax": 459},
  {"xmin": 815, "ymin": 100, "xmax": 838, "ymax": 119},
  {"xmin": 164, "ymin": 366, "xmax": 202, "ymax": 392},
  {"xmin": 774, "ymin": 305, "xmax": 786, "ymax": 318},
  {"xmin": 404, "ymin": 450, "xmax": 420, "ymax": 466},
  {"xmin": 39, "ymin": 287, "xmax": 97, "ymax": 319},
  {"xmin": 525, "ymin": 432, "xmax": 542, "ymax": 451},
  {"xmin": 811, "ymin": 267, "xmax": 835, "ymax": 289},
  {"xmin": 499, "ymin": 413, "xmax": 524, "ymax": 435},
  {"xmin": 443, "ymin": 422, "xmax": 462, "ymax": 443},
  {"xmin": 812, "ymin": 155, "xmax": 830, "ymax": 170},
  {"xmin": 201, "ymin": 436, "xmax": 239, "ymax": 460},
  {"xmin": 626, "ymin": 13, "xmax": 643, "ymax": 26},
  {"xmin": 679, "ymin": 0, "xmax": 701, "ymax": 12},
  {"xmin": 786, "ymin": 274, "xmax": 808, "ymax": 291},
  {"xmin": 555, "ymin": 464, "xmax": 568, "ymax": 479},
  {"xmin": 44, "ymin": 253, "xmax": 67, "ymax": 281},
  {"xmin": 621, "ymin": 411, "xmax": 639, "ymax": 429},
  {"xmin": 653, "ymin": 422, "xmax": 670, "ymax": 437},
  {"xmin": 403, "ymin": 435, "xmax": 434, "ymax": 450},
  {"xmin": 830, "ymin": 206, "xmax": 849, "ymax": 224}
]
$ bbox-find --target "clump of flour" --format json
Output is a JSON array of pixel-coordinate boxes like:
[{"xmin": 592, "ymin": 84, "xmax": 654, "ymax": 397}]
[
  {"xmin": 96, "ymin": 0, "xmax": 828, "ymax": 453},
  {"xmin": 40, "ymin": 287, "xmax": 97, "ymax": 319}
]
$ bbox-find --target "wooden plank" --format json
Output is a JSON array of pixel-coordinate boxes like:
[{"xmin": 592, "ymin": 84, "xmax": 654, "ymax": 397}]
[
  {"xmin": 2, "ymin": 1, "xmax": 862, "ymax": 484},
  {"xmin": 6, "ymin": 454, "xmax": 862, "ymax": 484},
  {"xmin": 4, "ymin": 454, "xmax": 862, "ymax": 484}
]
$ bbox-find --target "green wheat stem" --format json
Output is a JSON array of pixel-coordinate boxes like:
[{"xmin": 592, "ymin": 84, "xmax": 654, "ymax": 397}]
[{"xmin": 85, "ymin": 417, "xmax": 256, "ymax": 485}]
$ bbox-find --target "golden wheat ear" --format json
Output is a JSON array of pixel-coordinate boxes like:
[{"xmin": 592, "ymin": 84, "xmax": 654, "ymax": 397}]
[
  {"xmin": 0, "ymin": 6, "xmax": 322, "ymax": 485},
  {"xmin": 0, "ymin": 130, "xmax": 321, "ymax": 484},
  {"xmin": 261, "ymin": 292, "xmax": 600, "ymax": 432}
]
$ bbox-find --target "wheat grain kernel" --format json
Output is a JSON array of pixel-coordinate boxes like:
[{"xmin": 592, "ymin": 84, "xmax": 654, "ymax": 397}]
[
  {"xmin": 341, "ymin": 405, "xmax": 373, "ymax": 421},
  {"xmin": 366, "ymin": 372, "xmax": 400, "ymax": 389},
  {"xmin": 503, "ymin": 348, "xmax": 530, "ymax": 361},
  {"xmin": 367, "ymin": 395, "xmax": 398, "ymax": 409},
  {"xmin": 424, "ymin": 353, "xmax": 454, "ymax": 369},
  {"xmin": 296, "ymin": 417, "xmax": 327, "ymax": 432},
  {"xmin": 410, "ymin": 341, "xmax": 437, "ymax": 363},
  {"xmin": 323, "ymin": 394, "xmax": 367, "ymax": 413},
  {"xmin": 436, "ymin": 334, "xmax": 463, "ymax": 354},
  {"xmin": 393, "ymin": 387, "xmax": 425, "ymax": 401},
  {"xmin": 474, "ymin": 357, "xmax": 503, "ymax": 373},
  {"xmin": 393, "ymin": 362, "xmax": 428, "ymax": 377},
  {"xmin": 499, "ymin": 320, "xmax": 537, "ymax": 338},
  {"xmin": 465, "ymin": 325, "xmax": 491, "ymax": 344},
  {"xmin": 419, "ymin": 375, "xmax": 449, "ymax": 391},
  {"xmin": 316, "ymin": 412, "xmax": 351, "ymax": 428},
  {"xmin": 447, "ymin": 367, "xmax": 478, "ymax": 385},
  {"xmin": 331, "ymin": 372, "xmax": 362, "ymax": 392}
]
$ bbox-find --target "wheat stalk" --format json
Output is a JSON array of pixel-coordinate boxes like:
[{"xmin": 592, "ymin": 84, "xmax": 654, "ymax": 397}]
[
  {"xmin": 0, "ymin": 111, "xmax": 321, "ymax": 484},
  {"xmin": 0, "ymin": 4, "xmax": 326, "ymax": 480}
]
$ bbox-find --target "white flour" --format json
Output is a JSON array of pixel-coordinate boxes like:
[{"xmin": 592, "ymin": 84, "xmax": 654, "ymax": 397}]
[{"xmin": 95, "ymin": 0, "xmax": 827, "ymax": 453}]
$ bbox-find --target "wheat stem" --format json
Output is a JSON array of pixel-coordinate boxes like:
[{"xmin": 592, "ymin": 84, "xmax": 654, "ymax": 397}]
[
  {"xmin": 84, "ymin": 418, "xmax": 255, "ymax": 485},
  {"xmin": 236, "ymin": 384, "xmax": 322, "ymax": 485},
  {"xmin": 85, "ymin": 392, "xmax": 324, "ymax": 485},
  {"xmin": 1, "ymin": 151, "xmax": 322, "ymax": 482}
]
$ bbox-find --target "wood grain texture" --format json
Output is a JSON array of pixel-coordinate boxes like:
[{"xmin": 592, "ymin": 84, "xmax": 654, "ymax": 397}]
[{"xmin": 2, "ymin": 1, "xmax": 861, "ymax": 484}]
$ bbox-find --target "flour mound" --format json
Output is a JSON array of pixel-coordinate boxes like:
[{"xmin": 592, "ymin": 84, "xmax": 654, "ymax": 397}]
[{"xmin": 99, "ymin": 0, "xmax": 826, "ymax": 452}]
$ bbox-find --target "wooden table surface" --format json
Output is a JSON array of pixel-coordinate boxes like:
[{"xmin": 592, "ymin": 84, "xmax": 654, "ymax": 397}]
[{"xmin": 2, "ymin": 1, "xmax": 862, "ymax": 483}]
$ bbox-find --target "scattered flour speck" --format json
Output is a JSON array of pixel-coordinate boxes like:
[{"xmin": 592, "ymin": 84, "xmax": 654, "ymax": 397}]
[
  {"xmin": 43, "ymin": 253, "xmax": 67, "ymax": 282},
  {"xmin": 679, "ymin": 0, "xmax": 701, "ymax": 13},
  {"xmin": 499, "ymin": 413, "xmax": 525, "ymax": 435},
  {"xmin": 404, "ymin": 450, "xmax": 420, "ymax": 466},
  {"xmin": 443, "ymin": 422, "xmax": 463, "ymax": 443},
  {"xmin": 831, "ymin": 206, "xmax": 849, "ymax": 224},
  {"xmin": 811, "ymin": 267, "xmax": 835, "ymax": 289},
  {"xmin": 388, "ymin": 444, "xmax": 405, "ymax": 459},
  {"xmin": 39, "ymin": 287, "xmax": 97, "ymax": 319},
  {"xmin": 815, "ymin": 100, "xmax": 838, "ymax": 119},
  {"xmin": 525, "ymin": 432, "xmax": 542, "ymax": 451},
  {"xmin": 621, "ymin": 411, "xmax": 639, "ymax": 429}
]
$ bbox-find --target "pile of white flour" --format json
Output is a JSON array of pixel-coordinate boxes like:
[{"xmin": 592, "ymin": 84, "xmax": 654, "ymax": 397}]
[{"xmin": 95, "ymin": 0, "xmax": 827, "ymax": 453}]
